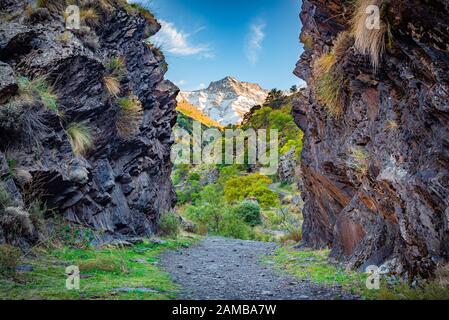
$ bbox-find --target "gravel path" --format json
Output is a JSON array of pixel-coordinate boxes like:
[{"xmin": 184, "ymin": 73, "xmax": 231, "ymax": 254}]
[{"xmin": 159, "ymin": 237, "xmax": 356, "ymax": 300}]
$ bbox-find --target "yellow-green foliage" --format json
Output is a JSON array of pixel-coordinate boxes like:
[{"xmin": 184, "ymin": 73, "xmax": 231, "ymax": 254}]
[
  {"xmin": 67, "ymin": 122, "xmax": 93, "ymax": 156},
  {"xmin": 17, "ymin": 76, "xmax": 58, "ymax": 111},
  {"xmin": 312, "ymin": 31, "xmax": 353, "ymax": 117},
  {"xmin": 352, "ymin": 0, "xmax": 386, "ymax": 70},
  {"xmin": 348, "ymin": 147, "xmax": 369, "ymax": 175},
  {"xmin": 80, "ymin": 8, "xmax": 99, "ymax": 26},
  {"xmin": 300, "ymin": 33, "xmax": 314, "ymax": 49},
  {"xmin": 313, "ymin": 53, "xmax": 336, "ymax": 79},
  {"xmin": 224, "ymin": 173, "xmax": 279, "ymax": 208},
  {"xmin": 315, "ymin": 72, "xmax": 345, "ymax": 117},
  {"xmin": 177, "ymin": 100, "xmax": 223, "ymax": 129},
  {"xmin": 105, "ymin": 56, "xmax": 126, "ymax": 79},
  {"xmin": 116, "ymin": 94, "xmax": 143, "ymax": 137}
]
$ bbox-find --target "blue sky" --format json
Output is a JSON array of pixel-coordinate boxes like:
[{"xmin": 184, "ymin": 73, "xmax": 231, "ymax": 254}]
[{"xmin": 131, "ymin": 0, "xmax": 305, "ymax": 91}]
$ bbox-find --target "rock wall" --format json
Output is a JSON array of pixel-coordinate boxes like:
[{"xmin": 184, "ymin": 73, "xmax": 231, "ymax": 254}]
[
  {"xmin": 293, "ymin": 0, "xmax": 449, "ymax": 277},
  {"xmin": 0, "ymin": 0, "xmax": 177, "ymax": 243}
]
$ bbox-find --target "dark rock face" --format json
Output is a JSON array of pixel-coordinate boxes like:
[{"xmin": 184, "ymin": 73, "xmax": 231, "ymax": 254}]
[
  {"xmin": 293, "ymin": 0, "xmax": 449, "ymax": 277},
  {"xmin": 0, "ymin": 1, "xmax": 177, "ymax": 241}
]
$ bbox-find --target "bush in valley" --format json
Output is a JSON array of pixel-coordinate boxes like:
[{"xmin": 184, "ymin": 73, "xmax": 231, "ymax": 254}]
[
  {"xmin": 224, "ymin": 173, "xmax": 279, "ymax": 208},
  {"xmin": 158, "ymin": 212, "xmax": 181, "ymax": 238},
  {"xmin": 234, "ymin": 201, "xmax": 261, "ymax": 227}
]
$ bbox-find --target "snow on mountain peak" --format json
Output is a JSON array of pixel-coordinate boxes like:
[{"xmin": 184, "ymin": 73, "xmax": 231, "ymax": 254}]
[{"xmin": 177, "ymin": 77, "xmax": 268, "ymax": 126}]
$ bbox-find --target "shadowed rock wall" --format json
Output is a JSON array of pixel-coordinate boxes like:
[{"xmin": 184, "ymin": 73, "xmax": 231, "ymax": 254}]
[{"xmin": 293, "ymin": 0, "xmax": 449, "ymax": 277}]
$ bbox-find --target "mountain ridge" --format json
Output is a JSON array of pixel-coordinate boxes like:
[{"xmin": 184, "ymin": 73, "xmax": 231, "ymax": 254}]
[{"xmin": 178, "ymin": 76, "xmax": 268, "ymax": 126}]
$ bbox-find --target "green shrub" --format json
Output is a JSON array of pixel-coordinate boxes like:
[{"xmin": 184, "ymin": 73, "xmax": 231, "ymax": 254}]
[
  {"xmin": 234, "ymin": 201, "xmax": 262, "ymax": 227},
  {"xmin": 219, "ymin": 211, "xmax": 252, "ymax": 240},
  {"xmin": 158, "ymin": 212, "xmax": 180, "ymax": 238},
  {"xmin": 187, "ymin": 172, "xmax": 201, "ymax": 183},
  {"xmin": 224, "ymin": 173, "xmax": 279, "ymax": 208},
  {"xmin": 0, "ymin": 244, "xmax": 21, "ymax": 275}
]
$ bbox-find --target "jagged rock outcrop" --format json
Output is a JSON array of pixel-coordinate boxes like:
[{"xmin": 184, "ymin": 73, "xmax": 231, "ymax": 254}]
[
  {"xmin": 0, "ymin": 0, "xmax": 177, "ymax": 244},
  {"xmin": 293, "ymin": 0, "xmax": 449, "ymax": 278}
]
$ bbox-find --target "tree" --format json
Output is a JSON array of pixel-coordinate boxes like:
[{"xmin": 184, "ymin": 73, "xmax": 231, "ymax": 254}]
[
  {"xmin": 265, "ymin": 89, "xmax": 284, "ymax": 105},
  {"xmin": 290, "ymin": 85, "xmax": 298, "ymax": 93}
]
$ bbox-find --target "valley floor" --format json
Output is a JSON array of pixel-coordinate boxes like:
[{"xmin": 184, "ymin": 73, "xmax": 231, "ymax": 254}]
[{"xmin": 160, "ymin": 236, "xmax": 356, "ymax": 300}]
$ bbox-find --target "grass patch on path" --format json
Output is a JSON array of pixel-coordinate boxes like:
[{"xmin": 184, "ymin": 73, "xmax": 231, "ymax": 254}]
[
  {"xmin": 0, "ymin": 236, "xmax": 199, "ymax": 300},
  {"xmin": 265, "ymin": 246, "xmax": 449, "ymax": 300},
  {"xmin": 263, "ymin": 247, "xmax": 365, "ymax": 296}
]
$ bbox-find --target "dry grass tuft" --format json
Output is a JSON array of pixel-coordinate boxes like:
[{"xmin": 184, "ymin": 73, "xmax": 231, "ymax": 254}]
[
  {"xmin": 313, "ymin": 53, "xmax": 336, "ymax": 79},
  {"xmin": 352, "ymin": 0, "xmax": 386, "ymax": 70},
  {"xmin": 315, "ymin": 72, "xmax": 345, "ymax": 117},
  {"xmin": 67, "ymin": 122, "xmax": 93, "ymax": 156},
  {"xmin": 116, "ymin": 94, "xmax": 143, "ymax": 137},
  {"xmin": 80, "ymin": 8, "xmax": 99, "ymax": 26},
  {"xmin": 332, "ymin": 31, "xmax": 354, "ymax": 60},
  {"xmin": 103, "ymin": 75, "xmax": 121, "ymax": 97}
]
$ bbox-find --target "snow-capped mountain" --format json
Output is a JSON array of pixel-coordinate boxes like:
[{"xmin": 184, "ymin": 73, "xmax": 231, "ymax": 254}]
[{"xmin": 177, "ymin": 76, "xmax": 268, "ymax": 126}]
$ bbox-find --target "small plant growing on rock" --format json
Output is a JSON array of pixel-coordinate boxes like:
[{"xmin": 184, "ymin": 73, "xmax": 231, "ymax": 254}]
[
  {"xmin": 315, "ymin": 72, "xmax": 345, "ymax": 117},
  {"xmin": 67, "ymin": 122, "xmax": 93, "ymax": 156},
  {"xmin": 313, "ymin": 53, "xmax": 336, "ymax": 79},
  {"xmin": 105, "ymin": 56, "xmax": 126, "ymax": 79},
  {"xmin": 80, "ymin": 8, "xmax": 99, "ymax": 27},
  {"xmin": 386, "ymin": 119, "xmax": 399, "ymax": 130},
  {"xmin": 332, "ymin": 31, "xmax": 354, "ymax": 61},
  {"xmin": 103, "ymin": 75, "xmax": 121, "ymax": 97},
  {"xmin": 17, "ymin": 76, "xmax": 58, "ymax": 111},
  {"xmin": 347, "ymin": 147, "xmax": 370, "ymax": 176},
  {"xmin": 116, "ymin": 94, "xmax": 143, "ymax": 137},
  {"xmin": 123, "ymin": 1, "xmax": 157, "ymax": 25},
  {"xmin": 352, "ymin": 0, "xmax": 387, "ymax": 70},
  {"xmin": 300, "ymin": 33, "xmax": 314, "ymax": 50}
]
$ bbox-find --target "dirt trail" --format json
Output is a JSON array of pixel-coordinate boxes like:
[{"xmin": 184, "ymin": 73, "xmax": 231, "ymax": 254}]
[{"xmin": 160, "ymin": 237, "xmax": 356, "ymax": 300}]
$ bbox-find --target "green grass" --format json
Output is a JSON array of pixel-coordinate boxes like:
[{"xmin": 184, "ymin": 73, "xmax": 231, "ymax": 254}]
[
  {"xmin": 265, "ymin": 246, "xmax": 449, "ymax": 300},
  {"xmin": 0, "ymin": 237, "xmax": 199, "ymax": 300},
  {"xmin": 17, "ymin": 76, "xmax": 58, "ymax": 111},
  {"xmin": 264, "ymin": 247, "xmax": 365, "ymax": 290}
]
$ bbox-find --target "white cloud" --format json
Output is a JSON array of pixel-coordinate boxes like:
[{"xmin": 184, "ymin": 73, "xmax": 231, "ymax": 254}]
[
  {"xmin": 153, "ymin": 20, "xmax": 212, "ymax": 58},
  {"xmin": 245, "ymin": 21, "xmax": 266, "ymax": 65},
  {"xmin": 174, "ymin": 80, "xmax": 187, "ymax": 86}
]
